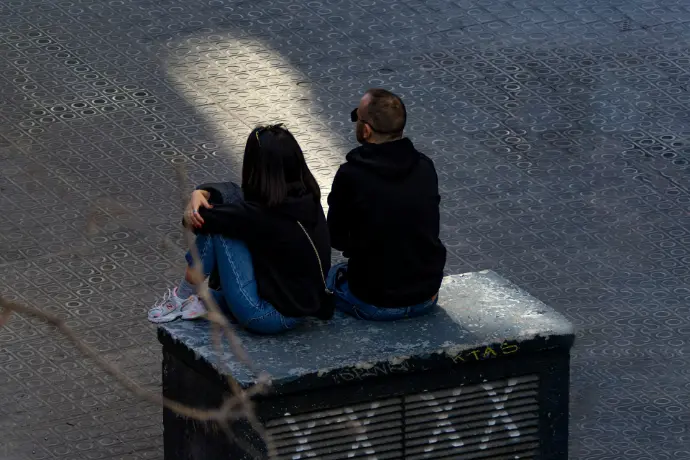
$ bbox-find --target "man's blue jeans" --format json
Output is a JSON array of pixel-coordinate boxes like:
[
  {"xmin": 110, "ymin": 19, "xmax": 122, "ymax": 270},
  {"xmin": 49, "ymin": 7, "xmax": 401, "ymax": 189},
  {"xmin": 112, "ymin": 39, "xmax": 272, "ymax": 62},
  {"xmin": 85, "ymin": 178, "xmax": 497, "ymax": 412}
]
[
  {"xmin": 185, "ymin": 234, "xmax": 302, "ymax": 334},
  {"xmin": 326, "ymin": 263, "xmax": 438, "ymax": 321}
]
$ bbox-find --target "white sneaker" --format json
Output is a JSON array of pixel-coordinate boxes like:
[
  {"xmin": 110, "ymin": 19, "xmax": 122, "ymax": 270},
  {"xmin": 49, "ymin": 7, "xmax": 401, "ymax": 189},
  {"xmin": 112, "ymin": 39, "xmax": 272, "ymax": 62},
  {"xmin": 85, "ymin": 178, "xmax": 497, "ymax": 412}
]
[
  {"xmin": 148, "ymin": 288, "xmax": 186, "ymax": 323},
  {"xmin": 181, "ymin": 295, "xmax": 207, "ymax": 320}
]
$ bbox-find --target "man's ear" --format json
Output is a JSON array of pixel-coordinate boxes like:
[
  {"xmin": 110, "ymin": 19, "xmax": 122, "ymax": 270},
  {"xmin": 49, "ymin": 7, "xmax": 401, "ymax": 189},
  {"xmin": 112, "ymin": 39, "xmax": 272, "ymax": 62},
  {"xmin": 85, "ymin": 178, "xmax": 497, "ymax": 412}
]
[{"xmin": 363, "ymin": 123, "xmax": 373, "ymax": 140}]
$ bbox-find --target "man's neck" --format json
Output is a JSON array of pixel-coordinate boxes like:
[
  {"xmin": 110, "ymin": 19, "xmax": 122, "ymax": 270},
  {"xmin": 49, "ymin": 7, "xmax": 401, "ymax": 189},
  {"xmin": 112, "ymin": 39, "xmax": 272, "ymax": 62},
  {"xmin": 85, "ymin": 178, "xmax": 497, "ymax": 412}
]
[{"xmin": 368, "ymin": 135, "xmax": 403, "ymax": 145}]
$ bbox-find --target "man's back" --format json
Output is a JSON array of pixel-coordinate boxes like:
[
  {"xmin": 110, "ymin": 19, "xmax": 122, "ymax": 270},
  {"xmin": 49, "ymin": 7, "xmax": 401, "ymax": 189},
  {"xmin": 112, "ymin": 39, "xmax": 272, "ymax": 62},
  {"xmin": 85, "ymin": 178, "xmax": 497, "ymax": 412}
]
[{"xmin": 327, "ymin": 137, "xmax": 447, "ymax": 307}]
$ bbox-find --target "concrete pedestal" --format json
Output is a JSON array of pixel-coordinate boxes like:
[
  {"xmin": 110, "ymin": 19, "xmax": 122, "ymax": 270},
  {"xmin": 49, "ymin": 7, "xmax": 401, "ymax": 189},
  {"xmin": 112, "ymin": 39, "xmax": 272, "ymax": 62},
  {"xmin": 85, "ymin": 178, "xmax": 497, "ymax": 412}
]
[{"xmin": 159, "ymin": 270, "xmax": 575, "ymax": 459}]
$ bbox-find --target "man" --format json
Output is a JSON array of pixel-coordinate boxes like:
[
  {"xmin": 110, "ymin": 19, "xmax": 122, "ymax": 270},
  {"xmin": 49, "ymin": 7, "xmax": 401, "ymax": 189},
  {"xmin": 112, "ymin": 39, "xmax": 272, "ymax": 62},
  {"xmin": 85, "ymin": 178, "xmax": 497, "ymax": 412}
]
[{"xmin": 326, "ymin": 88, "xmax": 446, "ymax": 320}]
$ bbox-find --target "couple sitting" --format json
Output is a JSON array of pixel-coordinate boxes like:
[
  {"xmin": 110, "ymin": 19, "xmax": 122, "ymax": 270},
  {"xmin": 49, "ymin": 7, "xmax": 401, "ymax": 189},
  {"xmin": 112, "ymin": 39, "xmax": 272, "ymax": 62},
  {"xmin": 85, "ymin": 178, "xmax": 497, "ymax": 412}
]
[{"xmin": 148, "ymin": 89, "xmax": 447, "ymax": 334}]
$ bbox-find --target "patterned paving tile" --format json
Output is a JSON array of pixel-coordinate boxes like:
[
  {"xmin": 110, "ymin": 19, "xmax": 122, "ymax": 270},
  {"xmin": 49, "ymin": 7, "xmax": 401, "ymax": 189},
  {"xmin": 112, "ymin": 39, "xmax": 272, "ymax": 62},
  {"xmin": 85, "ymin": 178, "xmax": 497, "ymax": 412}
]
[{"xmin": 1, "ymin": 0, "xmax": 690, "ymax": 458}]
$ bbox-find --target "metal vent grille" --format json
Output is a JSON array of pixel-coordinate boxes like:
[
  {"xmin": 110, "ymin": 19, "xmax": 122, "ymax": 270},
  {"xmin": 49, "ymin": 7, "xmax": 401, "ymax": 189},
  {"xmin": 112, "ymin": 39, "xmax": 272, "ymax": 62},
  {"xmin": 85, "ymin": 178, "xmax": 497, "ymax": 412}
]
[
  {"xmin": 267, "ymin": 397, "xmax": 404, "ymax": 459},
  {"xmin": 266, "ymin": 375, "xmax": 540, "ymax": 459},
  {"xmin": 404, "ymin": 375, "xmax": 540, "ymax": 459}
]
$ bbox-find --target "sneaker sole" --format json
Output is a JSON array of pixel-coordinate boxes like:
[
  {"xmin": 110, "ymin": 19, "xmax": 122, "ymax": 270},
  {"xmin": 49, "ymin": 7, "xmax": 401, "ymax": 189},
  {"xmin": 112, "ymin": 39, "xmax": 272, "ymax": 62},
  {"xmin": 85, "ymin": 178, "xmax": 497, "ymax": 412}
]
[
  {"xmin": 181, "ymin": 311, "xmax": 205, "ymax": 320},
  {"xmin": 148, "ymin": 311, "xmax": 183, "ymax": 323}
]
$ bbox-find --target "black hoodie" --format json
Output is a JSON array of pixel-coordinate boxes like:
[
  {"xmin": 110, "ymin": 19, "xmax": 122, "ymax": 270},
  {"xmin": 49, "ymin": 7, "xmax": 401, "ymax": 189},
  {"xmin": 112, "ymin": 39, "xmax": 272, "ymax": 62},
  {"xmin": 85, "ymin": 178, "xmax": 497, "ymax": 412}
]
[
  {"xmin": 193, "ymin": 182, "xmax": 334, "ymax": 320},
  {"xmin": 327, "ymin": 138, "xmax": 447, "ymax": 307}
]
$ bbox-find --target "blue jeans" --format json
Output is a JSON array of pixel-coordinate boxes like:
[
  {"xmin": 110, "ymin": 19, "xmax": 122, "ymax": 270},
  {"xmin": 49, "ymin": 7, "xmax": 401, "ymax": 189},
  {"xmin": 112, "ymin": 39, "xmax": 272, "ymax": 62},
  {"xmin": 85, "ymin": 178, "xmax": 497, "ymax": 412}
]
[
  {"xmin": 326, "ymin": 263, "xmax": 438, "ymax": 321},
  {"xmin": 185, "ymin": 234, "xmax": 302, "ymax": 334}
]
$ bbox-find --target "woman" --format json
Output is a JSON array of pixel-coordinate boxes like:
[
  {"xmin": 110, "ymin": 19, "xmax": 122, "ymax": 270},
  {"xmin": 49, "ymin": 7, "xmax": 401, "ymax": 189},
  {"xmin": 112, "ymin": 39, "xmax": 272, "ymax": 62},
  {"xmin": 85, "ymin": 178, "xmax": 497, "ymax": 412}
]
[{"xmin": 148, "ymin": 124, "xmax": 334, "ymax": 334}]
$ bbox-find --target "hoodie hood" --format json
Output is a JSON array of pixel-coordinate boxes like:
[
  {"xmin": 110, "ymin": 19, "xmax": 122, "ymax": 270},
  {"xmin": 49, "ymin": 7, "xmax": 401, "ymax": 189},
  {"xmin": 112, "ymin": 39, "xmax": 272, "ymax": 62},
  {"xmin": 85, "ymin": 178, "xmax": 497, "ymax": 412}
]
[{"xmin": 345, "ymin": 138, "xmax": 420, "ymax": 179}]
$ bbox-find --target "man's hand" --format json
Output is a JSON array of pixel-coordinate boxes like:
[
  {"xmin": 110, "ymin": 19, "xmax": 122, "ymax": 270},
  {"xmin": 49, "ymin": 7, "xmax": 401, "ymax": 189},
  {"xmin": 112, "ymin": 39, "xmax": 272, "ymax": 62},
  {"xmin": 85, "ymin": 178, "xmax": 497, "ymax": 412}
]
[{"xmin": 185, "ymin": 190, "xmax": 212, "ymax": 228}]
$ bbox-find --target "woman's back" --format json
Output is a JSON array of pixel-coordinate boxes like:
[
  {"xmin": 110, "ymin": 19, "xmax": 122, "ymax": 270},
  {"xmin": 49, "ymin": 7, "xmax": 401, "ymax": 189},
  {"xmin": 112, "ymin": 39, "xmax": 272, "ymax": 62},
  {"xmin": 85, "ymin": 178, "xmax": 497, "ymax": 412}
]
[
  {"xmin": 196, "ymin": 182, "xmax": 332, "ymax": 319},
  {"xmin": 150, "ymin": 124, "xmax": 332, "ymax": 332}
]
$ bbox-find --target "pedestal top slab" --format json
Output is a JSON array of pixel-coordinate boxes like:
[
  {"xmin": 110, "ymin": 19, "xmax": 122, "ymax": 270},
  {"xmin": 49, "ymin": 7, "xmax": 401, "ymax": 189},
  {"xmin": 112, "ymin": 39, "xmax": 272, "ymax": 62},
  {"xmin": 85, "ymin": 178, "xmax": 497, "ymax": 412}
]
[{"xmin": 158, "ymin": 270, "xmax": 575, "ymax": 390}]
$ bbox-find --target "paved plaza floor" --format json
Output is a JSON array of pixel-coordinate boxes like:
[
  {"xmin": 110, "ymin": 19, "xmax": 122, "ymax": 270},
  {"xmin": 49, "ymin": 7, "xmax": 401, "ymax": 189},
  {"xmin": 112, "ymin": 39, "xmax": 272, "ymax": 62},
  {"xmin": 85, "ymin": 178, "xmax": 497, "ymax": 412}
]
[{"xmin": 1, "ymin": 0, "xmax": 689, "ymax": 458}]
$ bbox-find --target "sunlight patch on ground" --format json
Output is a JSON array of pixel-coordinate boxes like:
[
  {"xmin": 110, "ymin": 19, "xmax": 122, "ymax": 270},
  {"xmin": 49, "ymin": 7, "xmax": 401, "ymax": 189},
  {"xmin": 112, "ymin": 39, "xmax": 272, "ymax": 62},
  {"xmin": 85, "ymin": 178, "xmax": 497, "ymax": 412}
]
[{"xmin": 162, "ymin": 32, "xmax": 352, "ymax": 205}]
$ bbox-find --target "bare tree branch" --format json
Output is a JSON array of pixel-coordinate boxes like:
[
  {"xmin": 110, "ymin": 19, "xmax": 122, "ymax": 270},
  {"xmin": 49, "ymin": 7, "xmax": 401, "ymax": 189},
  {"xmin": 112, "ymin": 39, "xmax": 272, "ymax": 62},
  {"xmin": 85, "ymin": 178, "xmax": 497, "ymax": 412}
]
[
  {"xmin": 0, "ymin": 297, "xmax": 262, "ymax": 423},
  {"xmin": 0, "ymin": 163, "xmax": 294, "ymax": 459},
  {"xmin": 0, "ymin": 165, "xmax": 279, "ymax": 459}
]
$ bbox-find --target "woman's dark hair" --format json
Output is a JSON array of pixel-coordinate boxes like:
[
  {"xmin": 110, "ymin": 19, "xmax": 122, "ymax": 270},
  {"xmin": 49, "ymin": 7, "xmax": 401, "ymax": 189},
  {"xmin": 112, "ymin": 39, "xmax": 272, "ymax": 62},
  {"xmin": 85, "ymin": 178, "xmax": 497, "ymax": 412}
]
[{"xmin": 241, "ymin": 124, "xmax": 321, "ymax": 207}]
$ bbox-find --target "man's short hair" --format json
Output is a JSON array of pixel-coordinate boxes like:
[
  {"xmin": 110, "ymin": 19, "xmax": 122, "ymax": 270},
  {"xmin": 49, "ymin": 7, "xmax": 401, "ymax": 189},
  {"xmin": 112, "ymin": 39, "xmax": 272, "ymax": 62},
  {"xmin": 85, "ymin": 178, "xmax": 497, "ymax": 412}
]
[{"xmin": 365, "ymin": 88, "xmax": 406, "ymax": 137}]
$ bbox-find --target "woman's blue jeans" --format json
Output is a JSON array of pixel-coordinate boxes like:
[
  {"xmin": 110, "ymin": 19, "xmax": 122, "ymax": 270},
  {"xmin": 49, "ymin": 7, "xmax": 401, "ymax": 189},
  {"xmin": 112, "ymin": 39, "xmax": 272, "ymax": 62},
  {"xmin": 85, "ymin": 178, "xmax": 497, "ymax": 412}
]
[{"xmin": 185, "ymin": 234, "xmax": 302, "ymax": 334}]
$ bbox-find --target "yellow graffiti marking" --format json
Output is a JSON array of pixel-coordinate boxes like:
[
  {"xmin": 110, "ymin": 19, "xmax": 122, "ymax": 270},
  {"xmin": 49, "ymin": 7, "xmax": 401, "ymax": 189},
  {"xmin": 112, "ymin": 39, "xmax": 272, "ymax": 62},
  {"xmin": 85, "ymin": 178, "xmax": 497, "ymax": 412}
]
[{"xmin": 450, "ymin": 341, "xmax": 520, "ymax": 364}]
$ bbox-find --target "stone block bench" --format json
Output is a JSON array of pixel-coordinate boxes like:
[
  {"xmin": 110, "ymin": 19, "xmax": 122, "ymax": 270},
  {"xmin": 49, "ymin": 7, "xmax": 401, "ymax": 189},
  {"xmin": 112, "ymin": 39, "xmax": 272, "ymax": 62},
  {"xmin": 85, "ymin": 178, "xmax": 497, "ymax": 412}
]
[{"xmin": 158, "ymin": 270, "xmax": 575, "ymax": 459}]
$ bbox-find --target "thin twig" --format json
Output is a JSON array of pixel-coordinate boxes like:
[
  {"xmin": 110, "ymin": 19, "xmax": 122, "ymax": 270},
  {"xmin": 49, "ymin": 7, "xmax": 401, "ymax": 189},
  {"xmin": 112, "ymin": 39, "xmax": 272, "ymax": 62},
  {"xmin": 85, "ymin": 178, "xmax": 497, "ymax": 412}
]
[
  {"xmin": 0, "ymin": 166, "xmax": 280, "ymax": 459},
  {"xmin": 0, "ymin": 308, "xmax": 12, "ymax": 327},
  {"xmin": 0, "ymin": 297, "xmax": 247, "ymax": 423},
  {"xmin": 175, "ymin": 164, "xmax": 258, "ymax": 373},
  {"xmin": 218, "ymin": 418, "xmax": 266, "ymax": 459},
  {"xmin": 174, "ymin": 164, "xmax": 274, "ymax": 458}
]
